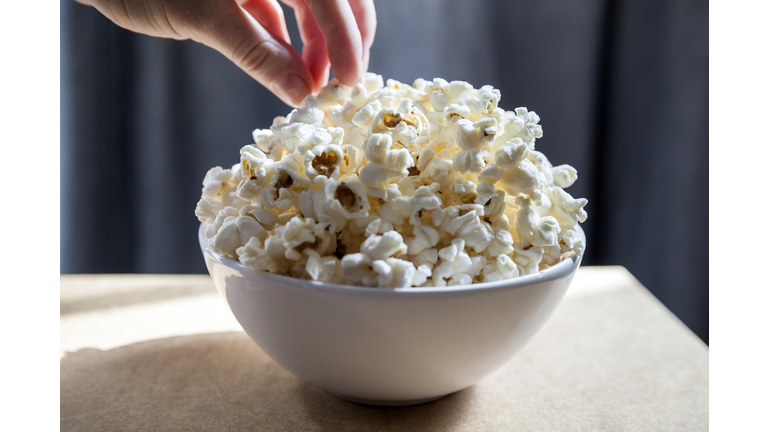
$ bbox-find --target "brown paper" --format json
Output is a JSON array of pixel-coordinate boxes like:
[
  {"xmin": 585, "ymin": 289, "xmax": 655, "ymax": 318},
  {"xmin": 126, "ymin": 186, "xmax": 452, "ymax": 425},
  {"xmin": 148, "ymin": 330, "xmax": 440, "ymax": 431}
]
[{"xmin": 60, "ymin": 269, "xmax": 708, "ymax": 431}]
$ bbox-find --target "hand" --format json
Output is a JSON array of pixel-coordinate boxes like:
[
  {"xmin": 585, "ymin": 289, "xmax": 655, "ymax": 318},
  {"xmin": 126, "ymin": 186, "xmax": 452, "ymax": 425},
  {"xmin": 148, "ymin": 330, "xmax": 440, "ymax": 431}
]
[{"xmin": 75, "ymin": 0, "xmax": 376, "ymax": 107}]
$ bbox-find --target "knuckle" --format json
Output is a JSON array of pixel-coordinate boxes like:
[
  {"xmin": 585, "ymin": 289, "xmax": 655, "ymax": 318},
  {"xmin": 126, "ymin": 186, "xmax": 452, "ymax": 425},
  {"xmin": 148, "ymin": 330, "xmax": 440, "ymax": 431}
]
[
  {"xmin": 235, "ymin": 39, "xmax": 282, "ymax": 76},
  {"xmin": 181, "ymin": 4, "xmax": 239, "ymax": 44},
  {"xmin": 322, "ymin": 20, "xmax": 346, "ymax": 41}
]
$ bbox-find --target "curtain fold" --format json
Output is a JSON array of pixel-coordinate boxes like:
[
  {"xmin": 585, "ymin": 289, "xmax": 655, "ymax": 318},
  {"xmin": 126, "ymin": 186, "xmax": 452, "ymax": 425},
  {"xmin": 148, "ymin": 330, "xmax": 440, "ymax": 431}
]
[{"xmin": 60, "ymin": 0, "xmax": 708, "ymax": 342}]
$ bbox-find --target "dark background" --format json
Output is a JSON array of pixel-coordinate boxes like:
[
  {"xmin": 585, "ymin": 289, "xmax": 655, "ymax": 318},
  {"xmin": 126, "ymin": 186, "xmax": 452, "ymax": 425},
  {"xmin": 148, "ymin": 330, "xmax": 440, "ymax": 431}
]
[{"xmin": 61, "ymin": 0, "xmax": 709, "ymax": 342}]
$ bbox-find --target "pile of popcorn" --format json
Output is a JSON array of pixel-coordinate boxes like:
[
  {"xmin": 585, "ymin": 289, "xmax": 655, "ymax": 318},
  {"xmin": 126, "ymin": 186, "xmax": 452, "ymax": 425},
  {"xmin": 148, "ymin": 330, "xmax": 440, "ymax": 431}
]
[{"xmin": 195, "ymin": 74, "xmax": 587, "ymax": 288}]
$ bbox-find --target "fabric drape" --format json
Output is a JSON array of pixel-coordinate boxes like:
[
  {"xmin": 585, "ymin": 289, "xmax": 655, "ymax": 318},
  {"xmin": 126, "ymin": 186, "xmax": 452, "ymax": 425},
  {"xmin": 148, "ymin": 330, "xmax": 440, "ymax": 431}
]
[{"xmin": 61, "ymin": 0, "xmax": 708, "ymax": 341}]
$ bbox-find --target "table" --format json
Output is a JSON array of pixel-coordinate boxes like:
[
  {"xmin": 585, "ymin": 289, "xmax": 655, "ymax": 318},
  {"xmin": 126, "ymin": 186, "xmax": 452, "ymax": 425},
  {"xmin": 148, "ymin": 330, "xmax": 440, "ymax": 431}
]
[{"xmin": 60, "ymin": 267, "xmax": 708, "ymax": 431}]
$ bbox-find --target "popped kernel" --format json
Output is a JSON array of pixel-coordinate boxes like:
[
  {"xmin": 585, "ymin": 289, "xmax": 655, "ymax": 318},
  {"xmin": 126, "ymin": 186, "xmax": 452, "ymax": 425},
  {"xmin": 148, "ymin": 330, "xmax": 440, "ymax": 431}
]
[{"xmin": 197, "ymin": 74, "xmax": 587, "ymax": 287}]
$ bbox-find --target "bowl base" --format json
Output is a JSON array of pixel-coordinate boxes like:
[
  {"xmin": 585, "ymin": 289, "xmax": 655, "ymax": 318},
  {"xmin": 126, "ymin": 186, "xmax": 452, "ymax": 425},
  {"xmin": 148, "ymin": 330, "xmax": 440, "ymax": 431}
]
[{"xmin": 325, "ymin": 390, "xmax": 451, "ymax": 407}]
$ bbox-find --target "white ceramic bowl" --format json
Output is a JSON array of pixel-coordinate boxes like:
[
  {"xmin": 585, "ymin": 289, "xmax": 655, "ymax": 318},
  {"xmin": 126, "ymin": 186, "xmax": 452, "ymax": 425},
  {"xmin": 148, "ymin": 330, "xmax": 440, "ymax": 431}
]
[{"xmin": 199, "ymin": 224, "xmax": 583, "ymax": 406}]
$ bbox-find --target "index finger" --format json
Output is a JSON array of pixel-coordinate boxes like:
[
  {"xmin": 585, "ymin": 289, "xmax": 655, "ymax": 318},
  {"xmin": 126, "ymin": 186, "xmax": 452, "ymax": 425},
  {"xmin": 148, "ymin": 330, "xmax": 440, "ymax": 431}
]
[
  {"xmin": 348, "ymin": 0, "xmax": 376, "ymax": 72},
  {"xmin": 304, "ymin": 0, "xmax": 363, "ymax": 86}
]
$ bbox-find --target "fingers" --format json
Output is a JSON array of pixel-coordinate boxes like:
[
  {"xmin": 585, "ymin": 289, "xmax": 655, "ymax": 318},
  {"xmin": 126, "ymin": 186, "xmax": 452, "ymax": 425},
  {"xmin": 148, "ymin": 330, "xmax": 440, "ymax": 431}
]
[
  {"xmin": 80, "ymin": 0, "xmax": 316, "ymax": 107},
  {"xmin": 193, "ymin": 1, "xmax": 313, "ymax": 107},
  {"xmin": 302, "ymin": 0, "xmax": 363, "ymax": 86},
  {"xmin": 315, "ymin": 65, "xmax": 330, "ymax": 90},
  {"xmin": 239, "ymin": 0, "xmax": 291, "ymax": 44},
  {"xmin": 348, "ymin": 0, "xmax": 376, "ymax": 72},
  {"xmin": 286, "ymin": 0, "xmax": 331, "ymax": 92}
]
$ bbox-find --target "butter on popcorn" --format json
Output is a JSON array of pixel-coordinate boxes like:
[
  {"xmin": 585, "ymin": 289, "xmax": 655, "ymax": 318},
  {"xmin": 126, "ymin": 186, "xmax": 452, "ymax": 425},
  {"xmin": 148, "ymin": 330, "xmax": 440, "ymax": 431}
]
[{"xmin": 195, "ymin": 74, "xmax": 587, "ymax": 288}]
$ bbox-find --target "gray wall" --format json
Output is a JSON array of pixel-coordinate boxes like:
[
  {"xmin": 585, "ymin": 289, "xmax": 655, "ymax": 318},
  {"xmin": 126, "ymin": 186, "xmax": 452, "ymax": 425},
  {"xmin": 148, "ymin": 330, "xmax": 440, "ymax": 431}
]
[{"xmin": 61, "ymin": 0, "xmax": 708, "ymax": 342}]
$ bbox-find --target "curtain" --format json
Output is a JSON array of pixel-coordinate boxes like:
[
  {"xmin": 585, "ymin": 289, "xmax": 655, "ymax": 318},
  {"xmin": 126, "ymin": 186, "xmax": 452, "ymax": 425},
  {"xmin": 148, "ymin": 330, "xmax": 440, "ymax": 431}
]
[{"xmin": 61, "ymin": 0, "xmax": 708, "ymax": 342}]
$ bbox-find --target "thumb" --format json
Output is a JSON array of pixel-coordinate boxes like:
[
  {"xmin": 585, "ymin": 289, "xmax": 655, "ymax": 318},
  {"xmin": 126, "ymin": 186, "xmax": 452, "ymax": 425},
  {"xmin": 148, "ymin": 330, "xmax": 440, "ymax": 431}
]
[{"xmin": 192, "ymin": 1, "xmax": 313, "ymax": 107}]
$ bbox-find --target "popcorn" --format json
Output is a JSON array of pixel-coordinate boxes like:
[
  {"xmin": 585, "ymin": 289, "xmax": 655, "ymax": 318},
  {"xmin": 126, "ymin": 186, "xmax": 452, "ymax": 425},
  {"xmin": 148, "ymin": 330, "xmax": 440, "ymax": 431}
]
[
  {"xmin": 289, "ymin": 96, "xmax": 324, "ymax": 125},
  {"xmin": 410, "ymin": 183, "xmax": 443, "ymax": 225},
  {"xmin": 351, "ymin": 100, "xmax": 382, "ymax": 128},
  {"xmin": 558, "ymin": 227, "xmax": 586, "ymax": 255},
  {"xmin": 407, "ymin": 225, "xmax": 441, "ymax": 255},
  {"xmin": 485, "ymin": 226, "xmax": 515, "ymax": 258},
  {"xmin": 511, "ymin": 242, "xmax": 544, "ymax": 276},
  {"xmin": 304, "ymin": 250, "xmax": 340, "ymax": 282},
  {"xmin": 236, "ymin": 215, "xmax": 267, "ymax": 245},
  {"xmin": 209, "ymin": 219, "xmax": 241, "ymax": 257},
  {"xmin": 482, "ymin": 254, "xmax": 520, "ymax": 282},
  {"xmin": 439, "ymin": 205, "xmax": 494, "ymax": 253},
  {"xmin": 280, "ymin": 216, "xmax": 333, "ymax": 261},
  {"xmin": 476, "ymin": 182, "xmax": 507, "ymax": 226},
  {"xmin": 240, "ymin": 205, "xmax": 278, "ymax": 231},
  {"xmin": 196, "ymin": 74, "xmax": 588, "ymax": 287},
  {"xmin": 360, "ymin": 231, "xmax": 408, "ymax": 260},
  {"xmin": 237, "ymin": 235, "xmax": 288, "ymax": 274},
  {"xmin": 449, "ymin": 178, "xmax": 479, "ymax": 205},
  {"xmin": 412, "ymin": 247, "xmax": 439, "ymax": 269},
  {"xmin": 340, "ymin": 232, "xmax": 417, "ymax": 288},
  {"xmin": 552, "ymin": 164, "xmax": 578, "ymax": 188},
  {"xmin": 324, "ymin": 178, "xmax": 370, "ymax": 220},
  {"xmin": 481, "ymin": 139, "xmax": 542, "ymax": 196},
  {"xmin": 454, "ymin": 118, "xmax": 496, "ymax": 151},
  {"xmin": 220, "ymin": 187, "xmax": 248, "ymax": 210},
  {"xmin": 432, "ymin": 239, "xmax": 487, "ymax": 286},
  {"xmin": 195, "ymin": 197, "xmax": 222, "ymax": 224},
  {"xmin": 201, "ymin": 167, "xmax": 234, "ymax": 199},
  {"xmin": 531, "ymin": 216, "xmax": 560, "ymax": 247},
  {"xmin": 497, "ymin": 107, "xmax": 543, "ymax": 148},
  {"xmin": 358, "ymin": 133, "xmax": 414, "ymax": 199},
  {"xmin": 305, "ymin": 144, "xmax": 343, "ymax": 181},
  {"xmin": 416, "ymin": 148, "xmax": 452, "ymax": 186},
  {"xmin": 544, "ymin": 186, "xmax": 588, "ymax": 229},
  {"xmin": 252, "ymin": 129, "xmax": 272, "ymax": 153}
]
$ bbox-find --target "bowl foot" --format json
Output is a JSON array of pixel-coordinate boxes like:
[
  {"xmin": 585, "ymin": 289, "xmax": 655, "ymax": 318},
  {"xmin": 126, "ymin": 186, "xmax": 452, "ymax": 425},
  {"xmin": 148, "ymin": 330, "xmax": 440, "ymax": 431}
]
[{"xmin": 324, "ymin": 390, "xmax": 451, "ymax": 407}]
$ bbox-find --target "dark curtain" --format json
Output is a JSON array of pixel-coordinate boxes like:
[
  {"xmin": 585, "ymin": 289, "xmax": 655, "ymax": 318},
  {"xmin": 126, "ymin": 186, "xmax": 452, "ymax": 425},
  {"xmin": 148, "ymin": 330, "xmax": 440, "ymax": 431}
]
[{"xmin": 60, "ymin": 0, "xmax": 708, "ymax": 342}]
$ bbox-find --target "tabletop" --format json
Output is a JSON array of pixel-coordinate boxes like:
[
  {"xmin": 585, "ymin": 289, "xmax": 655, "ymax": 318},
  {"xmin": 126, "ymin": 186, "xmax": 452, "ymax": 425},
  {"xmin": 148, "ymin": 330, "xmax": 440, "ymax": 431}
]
[{"xmin": 60, "ymin": 267, "xmax": 709, "ymax": 431}]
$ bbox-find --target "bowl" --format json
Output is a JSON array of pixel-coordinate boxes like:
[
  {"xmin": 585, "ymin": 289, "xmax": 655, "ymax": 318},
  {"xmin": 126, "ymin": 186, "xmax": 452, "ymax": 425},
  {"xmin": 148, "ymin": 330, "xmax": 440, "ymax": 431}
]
[{"xmin": 199, "ymin": 223, "xmax": 583, "ymax": 406}]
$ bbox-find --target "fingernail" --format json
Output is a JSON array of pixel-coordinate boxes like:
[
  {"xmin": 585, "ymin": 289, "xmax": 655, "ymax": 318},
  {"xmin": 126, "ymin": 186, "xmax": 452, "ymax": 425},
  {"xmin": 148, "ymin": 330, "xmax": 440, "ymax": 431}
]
[{"xmin": 274, "ymin": 73, "xmax": 310, "ymax": 107}]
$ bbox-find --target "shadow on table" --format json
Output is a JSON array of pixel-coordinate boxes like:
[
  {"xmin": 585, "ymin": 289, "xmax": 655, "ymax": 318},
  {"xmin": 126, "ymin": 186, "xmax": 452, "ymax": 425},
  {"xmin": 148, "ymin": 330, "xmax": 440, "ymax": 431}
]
[{"xmin": 61, "ymin": 332, "xmax": 475, "ymax": 431}]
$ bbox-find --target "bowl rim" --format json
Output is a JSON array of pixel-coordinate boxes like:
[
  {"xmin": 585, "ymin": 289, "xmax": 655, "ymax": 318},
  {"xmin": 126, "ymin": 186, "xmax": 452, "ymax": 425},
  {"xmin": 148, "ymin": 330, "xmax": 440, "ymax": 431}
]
[{"xmin": 199, "ymin": 222, "xmax": 584, "ymax": 294}]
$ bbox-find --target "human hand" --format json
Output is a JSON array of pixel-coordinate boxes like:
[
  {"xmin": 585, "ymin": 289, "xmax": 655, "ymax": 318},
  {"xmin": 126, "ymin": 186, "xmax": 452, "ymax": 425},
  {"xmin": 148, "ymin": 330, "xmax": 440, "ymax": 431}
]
[{"xmin": 75, "ymin": 0, "xmax": 376, "ymax": 107}]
